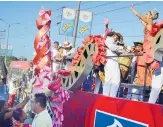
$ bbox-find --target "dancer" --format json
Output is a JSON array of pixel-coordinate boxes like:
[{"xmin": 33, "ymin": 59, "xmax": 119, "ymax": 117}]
[
  {"xmin": 103, "ymin": 32, "xmax": 125, "ymax": 97},
  {"xmin": 130, "ymin": 5, "xmax": 163, "ymax": 103}
]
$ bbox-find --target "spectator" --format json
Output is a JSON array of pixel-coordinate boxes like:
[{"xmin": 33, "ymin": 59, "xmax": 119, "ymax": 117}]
[
  {"xmin": 0, "ymin": 96, "xmax": 29, "ymax": 127},
  {"xmin": 13, "ymin": 108, "xmax": 31, "ymax": 127},
  {"xmin": 32, "ymin": 93, "xmax": 52, "ymax": 127}
]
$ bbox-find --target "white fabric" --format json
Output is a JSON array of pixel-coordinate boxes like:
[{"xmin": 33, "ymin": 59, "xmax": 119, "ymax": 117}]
[
  {"xmin": 51, "ymin": 49, "xmax": 60, "ymax": 73},
  {"xmin": 103, "ymin": 37, "xmax": 124, "ymax": 97},
  {"xmin": 63, "ymin": 48, "xmax": 75, "ymax": 70},
  {"xmin": 148, "ymin": 61, "xmax": 163, "ymax": 103},
  {"xmin": 32, "ymin": 109, "xmax": 52, "ymax": 127},
  {"xmin": 94, "ymin": 73, "xmax": 101, "ymax": 94},
  {"xmin": 8, "ymin": 81, "xmax": 17, "ymax": 95}
]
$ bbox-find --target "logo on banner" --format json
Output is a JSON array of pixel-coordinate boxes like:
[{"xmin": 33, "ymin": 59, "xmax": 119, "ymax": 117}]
[
  {"xmin": 59, "ymin": 8, "xmax": 76, "ymax": 36},
  {"xmin": 94, "ymin": 110, "xmax": 149, "ymax": 127},
  {"xmin": 77, "ymin": 11, "xmax": 93, "ymax": 37}
]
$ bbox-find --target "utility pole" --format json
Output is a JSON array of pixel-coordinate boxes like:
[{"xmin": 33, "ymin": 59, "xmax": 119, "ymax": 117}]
[
  {"xmin": 0, "ymin": 30, "xmax": 5, "ymax": 45},
  {"xmin": 72, "ymin": 1, "xmax": 81, "ymax": 48},
  {"xmin": 0, "ymin": 18, "xmax": 20, "ymax": 66},
  {"xmin": 5, "ymin": 25, "xmax": 10, "ymax": 65},
  {"xmin": 0, "ymin": 30, "xmax": 6, "ymax": 56}
]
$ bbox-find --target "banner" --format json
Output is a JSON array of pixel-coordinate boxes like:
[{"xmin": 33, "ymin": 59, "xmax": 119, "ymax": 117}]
[
  {"xmin": 63, "ymin": 91, "xmax": 163, "ymax": 127},
  {"xmin": 77, "ymin": 11, "xmax": 93, "ymax": 38},
  {"xmin": 59, "ymin": 8, "xmax": 76, "ymax": 36},
  {"xmin": 0, "ymin": 44, "xmax": 13, "ymax": 56},
  {"xmin": 0, "ymin": 31, "xmax": 5, "ymax": 39}
]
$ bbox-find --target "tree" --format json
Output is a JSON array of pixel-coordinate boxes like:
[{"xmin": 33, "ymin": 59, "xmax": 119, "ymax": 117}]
[{"xmin": 0, "ymin": 56, "xmax": 19, "ymax": 68}]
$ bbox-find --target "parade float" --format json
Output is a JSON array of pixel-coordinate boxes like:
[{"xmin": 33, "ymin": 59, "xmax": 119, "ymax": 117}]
[{"xmin": 9, "ymin": 7, "xmax": 162, "ymax": 127}]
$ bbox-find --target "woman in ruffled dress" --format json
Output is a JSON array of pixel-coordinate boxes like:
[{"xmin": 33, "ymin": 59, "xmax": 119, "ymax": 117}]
[{"xmin": 130, "ymin": 4, "xmax": 163, "ymax": 103}]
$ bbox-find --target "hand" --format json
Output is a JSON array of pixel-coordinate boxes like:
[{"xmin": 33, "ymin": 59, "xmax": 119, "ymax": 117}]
[
  {"xmin": 24, "ymin": 96, "xmax": 30, "ymax": 102},
  {"xmin": 129, "ymin": 46, "xmax": 135, "ymax": 51},
  {"xmin": 104, "ymin": 18, "xmax": 109, "ymax": 25},
  {"xmin": 130, "ymin": 4, "xmax": 134, "ymax": 11}
]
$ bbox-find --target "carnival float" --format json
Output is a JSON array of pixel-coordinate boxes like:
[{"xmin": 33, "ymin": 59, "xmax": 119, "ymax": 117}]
[{"xmin": 7, "ymin": 7, "xmax": 163, "ymax": 127}]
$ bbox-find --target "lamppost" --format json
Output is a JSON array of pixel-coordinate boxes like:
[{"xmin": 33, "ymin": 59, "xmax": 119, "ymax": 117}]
[{"xmin": 0, "ymin": 18, "xmax": 20, "ymax": 66}]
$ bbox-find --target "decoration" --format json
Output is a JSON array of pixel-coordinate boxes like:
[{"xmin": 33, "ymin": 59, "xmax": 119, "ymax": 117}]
[{"xmin": 32, "ymin": 7, "xmax": 70, "ymax": 127}]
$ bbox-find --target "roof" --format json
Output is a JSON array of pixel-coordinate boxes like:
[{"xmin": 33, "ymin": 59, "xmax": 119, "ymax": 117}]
[{"xmin": 9, "ymin": 61, "xmax": 30, "ymax": 70}]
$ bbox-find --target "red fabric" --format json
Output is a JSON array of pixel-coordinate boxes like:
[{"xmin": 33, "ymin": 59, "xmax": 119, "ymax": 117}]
[
  {"xmin": 13, "ymin": 122, "xmax": 31, "ymax": 127},
  {"xmin": 135, "ymin": 51, "xmax": 153, "ymax": 86},
  {"xmin": 59, "ymin": 35, "xmax": 107, "ymax": 77},
  {"xmin": 8, "ymin": 94, "xmax": 16, "ymax": 107},
  {"xmin": 63, "ymin": 91, "xmax": 163, "ymax": 127},
  {"xmin": 48, "ymin": 76, "xmax": 62, "ymax": 91},
  {"xmin": 143, "ymin": 27, "xmax": 160, "ymax": 70},
  {"xmin": 143, "ymin": 21, "xmax": 163, "ymax": 69},
  {"xmin": 151, "ymin": 20, "xmax": 163, "ymax": 37},
  {"xmin": 58, "ymin": 70, "xmax": 71, "ymax": 76}
]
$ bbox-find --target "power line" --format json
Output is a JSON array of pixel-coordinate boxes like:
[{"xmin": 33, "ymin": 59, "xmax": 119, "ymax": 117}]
[
  {"xmin": 93, "ymin": 19, "xmax": 139, "ymax": 26},
  {"xmin": 94, "ymin": 1, "xmax": 150, "ymax": 16},
  {"xmin": 83, "ymin": 1, "xmax": 120, "ymax": 10},
  {"xmin": 124, "ymin": 35, "xmax": 144, "ymax": 38},
  {"xmin": 81, "ymin": 1, "xmax": 92, "ymax": 5}
]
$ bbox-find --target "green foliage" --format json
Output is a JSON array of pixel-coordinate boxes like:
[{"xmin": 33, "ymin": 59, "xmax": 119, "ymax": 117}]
[{"xmin": 0, "ymin": 56, "xmax": 18, "ymax": 68}]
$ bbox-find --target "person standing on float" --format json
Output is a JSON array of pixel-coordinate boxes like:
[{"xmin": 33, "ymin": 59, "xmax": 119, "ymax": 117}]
[
  {"xmin": 130, "ymin": 5, "xmax": 163, "ymax": 103},
  {"xmin": 62, "ymin": 42, "xmax": 75, "ymax": 70},
  {"xmin": 51, "ymin": 41, "xmax": 60, "ymax": 74},
  {"xmin": 103, "ymin": 32, "xmax": 125, "ymax": 97}
]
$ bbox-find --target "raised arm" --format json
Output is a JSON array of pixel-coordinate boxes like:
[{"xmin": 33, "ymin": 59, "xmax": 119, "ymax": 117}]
[
  {"xmin": 130, "ymin": 4, "xmax": 149, "ymax": 24},
  {"xmin": 4, "ymin": 96, "xmax": 29, "ymax": 120}
]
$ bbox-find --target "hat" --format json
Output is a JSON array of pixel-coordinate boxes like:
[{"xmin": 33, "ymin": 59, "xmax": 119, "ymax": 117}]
[
  {"xmin": 150, "ymin": 8, "xmax": 159, "ymax": 20},
  {"xmin": 62, "ymin": 42, "xmax": 72, "ymax": 48},
  {"xmin": 134, "ymin": 41, "xmax": 143, "ymax": 46},
  {"xmin": 114, "ymin": 32, "xmax": 123, "ymax": 41}
]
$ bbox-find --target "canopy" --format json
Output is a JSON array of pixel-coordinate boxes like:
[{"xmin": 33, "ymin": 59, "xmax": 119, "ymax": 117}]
[{"xmin": 9, "ymin": 61, "xmax": 30, "ymax": 70}]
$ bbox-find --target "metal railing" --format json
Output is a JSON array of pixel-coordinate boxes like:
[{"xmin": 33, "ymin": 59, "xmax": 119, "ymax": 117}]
[{"xmin": 106, "ymin": 53, "xmax": 150, "ymax": 101}]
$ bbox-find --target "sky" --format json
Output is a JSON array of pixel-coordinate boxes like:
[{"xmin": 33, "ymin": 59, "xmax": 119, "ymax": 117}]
[{"xmin": 0, "ymin": 1, "xmax": 163, "ymax": 60}]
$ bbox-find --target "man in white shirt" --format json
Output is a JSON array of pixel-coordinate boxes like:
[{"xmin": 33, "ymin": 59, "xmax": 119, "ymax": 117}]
[
  {"xmin": 51, "ymin": 41, "xmax": 60, "ymax": 74},
  {"xmin": 103, "ymin": 32, "xmax": 125, "ymax": 97},
  {"xmin": 32, "ymin": 93, "xmax": 52, "ymax": 127},
  {"xmin": 62, "ymin": 42, "xmax": 75, "ymax": 70}
]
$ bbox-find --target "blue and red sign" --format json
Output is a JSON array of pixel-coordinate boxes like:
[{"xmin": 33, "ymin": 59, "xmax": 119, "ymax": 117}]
[
  {"xmin": 94, "ymin": 110, "xmax": 148, "ymax": 127},
  {"xmin": 63, "ymin": 91, "xmax": 163, "ymax": 127}
]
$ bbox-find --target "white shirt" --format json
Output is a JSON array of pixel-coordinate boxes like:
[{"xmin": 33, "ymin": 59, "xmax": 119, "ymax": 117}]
[
  {"xmin": 63, "ymin": 48, "xmax": 75, "ymax": 60},
  {"xmin": 51, "ymin": 48, "xmax": 58, "ymax": 58},
  {"xmin": 8, "ymin": 80, "xmax": 17, "ymax": 94},
  {"xmin": 32, "ymin": 110, "xmax": 52, "ymax": 127},
  {"xmin": 105, "ymin": 37, "xmax": 124, "ymax": 61}
]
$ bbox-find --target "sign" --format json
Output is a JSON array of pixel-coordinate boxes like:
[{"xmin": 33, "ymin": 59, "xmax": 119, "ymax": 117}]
[
  {"xmin": 94, "ymin": 110, "xmax": 148, "ymax": 127},
  {"xmin": 0, "ymin": 31, "xmax": 5, "ymax": 39},
  {"xmin": 77, "ymin": 11, "xmax": 93, "ymax": 38},
  {"xmin": 0, "ymin": 44, "xmax": 13, "ymax": 56},
  {"xmin": 59, "ymin": 8, "xmax": 76, "ymax": 36},
  {"xmin": 63, "ymin": 91, "xmax": 163, "ymax": 127}
]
